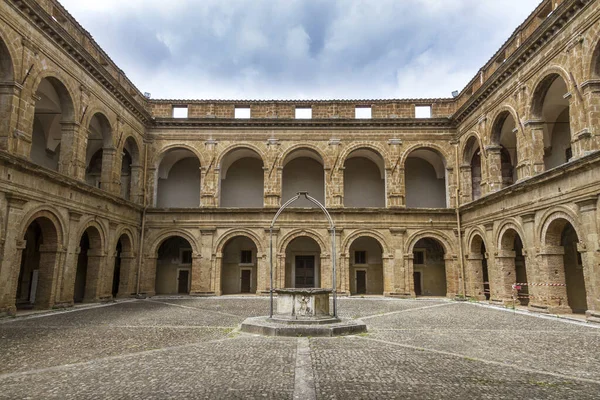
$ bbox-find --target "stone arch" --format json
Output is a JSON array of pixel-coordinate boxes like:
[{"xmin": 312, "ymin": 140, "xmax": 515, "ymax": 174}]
[
  {"xmin": 530, "ymin": 66, "xmax": 575, "ymax": 120},
  {"xmin": 342, "ymin": 146, "xmax": 387, "ymax": 207},
  {"xmin": 29, "ymin": 70, "xmax": 77, "ymax": 121},
  {"xmin": 215, "ymin": 143, "xmax": 267, "ymax": 172},
  {"xmin": 489, "ymin": 106, "xmax": 521, "ymax": 145},
  {"xmin": 496, "ymin": 220, "xmax": 527, "ymax": 250},
  {"xmin": 399, "ymin": 143, "xmax": 450, "ymax": 168},
  {"xmin": 81, "ymin": 108, "xmax": 117, "ymax": 146},
  {"xmin": 405, "ymin": 230, "xmax": 454, "ymax": 255},
  {"xmin": 279, "ymin": 144, "xmax": 327, "ymax": 169},
  {"xmin": 278, "ymin": 229, "xmax": 327, "ymax": 256},
  {"xmin": 466, "ymin": 229, "xmax": 490, "ymax": 300},
  {"xmin": 155, "ymin": 145, "xmax": 202, "ymax": 208},
  {"xmin": 0, "ymin": 30, "xmax": 17, "ymax": 81},
  {"xmin": 217, "ymin": 144, "xmax": 265, "ymax": 208},
  {"xmin": 19, "ymin": 207, "xmax": 67, "ymax": 248},
  {"xmin": 15, "ymin": 210, "xmax": 64, "ymax": 309},
  {"xmin": 112, "ymin": 226, "xmax": 138, "ymax": 254},
  {"xmin": 461, "ymin": 132, "xmax": 484, "ymax": 164},
  {"xmin": 342, "ymin": 229, "xmax": 390, "ymax": 256},
  {"xmin": 215, "ymin": 229, "xmax": 265, "ymax": 256},
  {"xmin": 281, "ymin": 145, "xmax": 326, "ymax": 207},
  {"xmin": 339, "ymin": 143, "xmax": 390, "ymax": 170},
  {"xmin": 148, "ymin": 229, "xmax": 200, "ymax": 257},
  {"xmin": 591, "ymin": 37, "xmax": 600, "ymax": 78},
  {"xmin": 119, "ymin": 134, "xmax": 142, "ymax": 201},
  {"xmin": 467, "ymin": 228, "xmax": 487, "ymax": 254},
  {"xmin": 402, "ymin": 145, "xmax": 449, "ymax": 208},
  {"xmin": 538, "ymin": 208, "xmax": 583, "ymax": 248},
  {"xmin": 75, "ymin": 218, "xmax": 108, "ymax": 254},
  {"xmin": 154, "ymin": 143, "xmax": 206, "ymax": 168}
]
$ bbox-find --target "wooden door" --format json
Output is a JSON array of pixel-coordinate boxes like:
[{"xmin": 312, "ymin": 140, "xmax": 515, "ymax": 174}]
[
  {"xmin": 241, "ymin": 270, "xmax": 251, "ymax": 293},
  {"xmin": 178, "ymin": 270, "xmax": 189, "ymax": 294},
  {"xmin": 356, "ymin": 270, "xmax": 367, "ymax": 294},
  {"xmin": 295, "ymin": 256, "xmax": 315, "ymax": 288}
]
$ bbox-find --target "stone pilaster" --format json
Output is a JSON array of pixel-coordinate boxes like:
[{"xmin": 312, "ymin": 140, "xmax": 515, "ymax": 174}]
[
  {"xmin": 523, "ymin": 120, "xmax": 545, "ymax": 176},
  {"xmin": 389, "ymin": 228, "xmax": 408, "ymax": 296},
  {"xmin": 575, "ymin": 196, "xmax": 600, "ymax": 320},
  {"xmin": 485, "ymin": 145, "xmax": 503, "ymax": 193}
]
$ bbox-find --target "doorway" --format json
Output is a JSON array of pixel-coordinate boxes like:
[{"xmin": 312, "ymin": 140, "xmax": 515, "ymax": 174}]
[
  {"xmin": 241, "ymin": 269, "xmax": 252, "ymax": 293},
  {"xmin": 177, "ymin": 270, "xmax": 189, "ymax": 294},
  {"xmin": 295, "ymin": 255, "xmax": 315, "ymax": 288},
  {"xmin": 414, "ymin": 271, "xmax": 422, "ymax": 296},
  {"xmin": 356, "ymin": 270, "xmax": 367, "ymax": 294}
]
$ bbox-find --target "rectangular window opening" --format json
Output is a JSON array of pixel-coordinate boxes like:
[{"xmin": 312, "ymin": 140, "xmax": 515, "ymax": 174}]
[
  {"xmin": 355, "ymin": 106, "xmax": 372, "ymax": 119},
  {"xmin": 235, "ymin": 107, "xmax": 251, "ymax": 119},
  {"xmin": 565, "ymin": 147, "xmax": 572, "ymax": 163},
  {"xmin": 180, "ymin": 249, "xmax": 192, "ymax": 265},
  {"xmin": 415, "ymin": 105, "xmax": 432, "ymax": 119},
  {"xmin": 413, "ymin": 249, "xmax": 425, "ymax": 265},
  {"xmin": 295, "ymin": 107, "xmax": 312, "ymax": 119},
  {"xmin": 240, "ymin": 250, "xmax": 253, "ymax": 265},
  {"xmin": 172, "ymin": 106, "xmax": 188, "ymax": 118},
  {"xmin": 354, "ymin": 251, "xmax": 367, "ymax": 265}
]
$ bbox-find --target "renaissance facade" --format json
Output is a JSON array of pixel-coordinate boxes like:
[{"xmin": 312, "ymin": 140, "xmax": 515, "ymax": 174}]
[{"xmin": 0, "ymin": 0, "xmax": 599, "ymax": 321}]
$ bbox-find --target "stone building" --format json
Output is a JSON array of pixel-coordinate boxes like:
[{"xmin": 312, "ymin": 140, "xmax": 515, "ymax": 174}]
[{"xmin": 0, "ymin": 0, "xmax": 599, "ymax": 321}]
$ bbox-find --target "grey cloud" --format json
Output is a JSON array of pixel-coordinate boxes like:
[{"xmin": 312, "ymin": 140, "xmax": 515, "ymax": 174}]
[{"xmin": 63, "ymin": 0, "xmax": 540, "ymax": 99}]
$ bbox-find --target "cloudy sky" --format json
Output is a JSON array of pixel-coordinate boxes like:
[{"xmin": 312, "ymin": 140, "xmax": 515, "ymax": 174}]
[{"xmin": 59, "ymin": 0, "xmax": 541, "ymax": 100}]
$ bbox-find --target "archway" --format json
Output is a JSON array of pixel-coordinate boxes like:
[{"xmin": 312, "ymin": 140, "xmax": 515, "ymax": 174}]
[
  {"xmin": 343, "ymin": 148, "xmax": 385, "ymax": 207},
  {"xmin": 412, "ymin": 238, "xmax": 447, "ymax": 296},
  {"xmin": 285, "ymin": 236, "xmax": 321, "ymax": 288},
  {"xmin": 468, "ymin": 234, "xmax": 490, "ymax": 300},
  {"xmin": 219, "ymin": 148, "xmax": 264, "ymax": 208},
  {"xmin": 282, "ymin": 149, "xmax": 325, "ymax": 207},
  {"xmin": 544, "ymin": 219, "xmax": 587, "ymax": 313},
  {"xmin": 112, "ymin": 234, "xmax": 134, "ymax": 298},
  {"xmin": 532, "ymin": 75, "xmax": 572, "ymax": 170},
  {"xmin": 463, "ymin": 136, "xmax": 482, "ymax": 201},
  {"xmin": 156, "ymin": 148, "xmax": 201, "ymax": 208},
  {"xmin": 155, "ymin": 236, "xmax": 193, "ymax": 295},
  {"xmin": 120, "ymin": 137, "xmax": 140, "ymax": 201},
  {"xmin": 498, "ymin": 228, "xmax": 529, "ymax": 305},
  {"xmin": 405, "ymin": 148, "xmax": 447, "ymax": 208},
  {"xmin": 0, "ymin": 36, "xmax": 14, "ymax": 147},
  {"xmin": 16, "ymin": 217, "xmax": 60, "ymax": 309},
  {"xmin": 221, "ymin": 236, "xmax": 259, "ymax": 294},
  {"xmin": 85, "ymin": 113, "xmax": 112, "ymax": 189},
  {"xmin": 349, "ymin": 236, "xmax": 384, "ymax": 295},
  {"xmin": 74, "ymin": 226, "xmax": 104, "ymax": 303},
  {"xmin": 491, "ymin": 112, "xmax": 518, "ymax": 187},
  {"xmin": 30, "ymin": 77, "xmax": 74, "ymax": 171}
]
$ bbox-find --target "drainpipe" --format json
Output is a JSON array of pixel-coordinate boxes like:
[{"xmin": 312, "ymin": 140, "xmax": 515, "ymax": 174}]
[
  {"xmin": 454, "ymin": 142, "xmax": 467, "ymax": 298},
  {"xmin": 136, "ymin": 144, "xmax": 148, "ymax": 296}
]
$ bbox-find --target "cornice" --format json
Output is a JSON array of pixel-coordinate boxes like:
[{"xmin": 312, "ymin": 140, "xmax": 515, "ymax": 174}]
[
  {"xmin": 452, "ymin": 0, "xmax": 592, "ymax": 124},
  {"xmin": 9, "ymin": 0, "xmax": 153, "ymax": 124},
  {"xmin": 152, "ymin": 117, "xmax": 456, "ymax": 129}
]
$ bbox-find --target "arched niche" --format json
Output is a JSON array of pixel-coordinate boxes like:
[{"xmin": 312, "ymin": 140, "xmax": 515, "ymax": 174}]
[
  {"xmin": 532, "ymin": 75, "xmax": 572, "ymax": 170},
  {"xmin": 30, "ymin": 77, "xmax": 75, "ymax": 171},
  {"xmin": 221, "ymin": 235, "xmax": 259, "ymax": 294},
  {"xmin": 155, "ymin": 236, "xmax": 193, "ymax": 295},
  {"xmin": 405, "ymin": 148, "xmax": 447, "ymax": 208},
  {"xmin": 282, "ymin": 148, "xmax": 325, "ymax": 207},
  {"xmin": 85, "ymin": 113, "xmax": 113, "ymax": 188},
  {"xmin": 491, "ymin": 111, "xmax": 518, "ymax": 187},
  {"xmin": 219, "ymin": 148, "xmax": 264, "ymax": 208},
  {"xmin": 120, "ymin": 137, "xmax": 140, "ymax": 201},
  {"xmin": 344, "ymin": 148, "xmax": 385, "ymax": 207},
  {"xmin": 348, "ymin": 236, "xmax": 384, "ymax": 295},
  {"xmin": 156, "ymin": 148, "xmax": 201, "ymax": 208}
]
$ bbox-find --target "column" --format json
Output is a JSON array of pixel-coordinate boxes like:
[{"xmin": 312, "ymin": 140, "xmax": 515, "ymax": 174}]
[
  {"xmin": 59, "ymin": 121, "xmax": 84, "ymax": 179},
  {"xmin": 255, "ymin": 251, "xmax": 269, "ymax": 295},
  {"xmin": 466, "ymin": 253, "xmax": 485, "ymax": 300},
  {"xmin": 101, "ymin": 147, "xmax": 118, "ymax": 194},
  {"xmin": 523, "ymin": 120, "xmax": 545, "ymax": 177},
  {"xmin": 387, "ymin": 140, "xmax": 403, "ymax": 208},
  {"xmin": 0, "ymin": 81, "xmax": 21, "ymax": 152},
  {"xmin": 494, "ymin": 250, "xmax": 517, "ymax": 304},
  {"xmin": 117, "ymin": 251, "xmax": 136, "ymax": 298},
  {"xmin": 521, "ymin": 213, "xmax": 545, "ymax": 312},
  {"xmin": 59, "ymin": 211, "xmax": 83, "ymax": 305},
  {"xmin": 140, "ymin": 256, "xmax": 157, "ymax": 296},
  {"xmin": 459, "ymin": 164, "xmax": 473, "ymax": 204},
  {"xmin": 537, "ymin": 246, "xmax": 570, "ymax": 313},
  {"xmin": 389, "ymin": 228, "xmax": 408, "ymax": 296},
  {"xmin": 444, "ymin": 255, "xmax": 459, "ymax": 298},
  {"xmin": 84, "ymin": 248, "xmax": 106, "ymax": 302},
  {"xmin": 197, "ymin": 229, "xmax": 215, "ymax": 294},
  {"xmin": 485, "ymin": 145, "xmax": 503, "ymax": 193},
  {"xmin": 575, "ymin": 196, "xmax": 600, "ymax": 321}
]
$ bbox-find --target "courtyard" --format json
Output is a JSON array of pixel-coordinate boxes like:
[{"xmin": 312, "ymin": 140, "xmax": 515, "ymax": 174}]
[{"xmin": 0, "ymin": 297, "xmax": 599, "ymax": 399}]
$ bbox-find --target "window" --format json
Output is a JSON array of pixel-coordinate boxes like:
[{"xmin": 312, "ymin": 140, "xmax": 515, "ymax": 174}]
[
  {"xmin": 295, "ymin": 107, "xmax": 312, "ymax": 119},
  {"xmin": 565, "ymin": 147, "xmax": 572, "ymax": 163},
  {"xmin": 180, "ymin": 249, "xmax": 192, "ymax": 265},
  {"xmin": 413, "ymin": 249, "xmax": 425, "ymax": 265},
  {"xmin": 415, "ymin": 106, "xmax": 432, "ymax": 118},
  {"xmin": 354, "ymin": 250, "xmax": 367, "ymax": 265},
  {"xmin": 240, "ymin": 250, "xmax": 253, "ymax": 264},
  {"xmin": 172, "ymin": 106, "xmax": 188, "ymax": 118},
  {"xmin": 355, "ymin": 106, "xmax": 372, "ymax": 119},
  {"xmin": 235, "ymin": 107, "xmax": 251, "ymax": 119}
]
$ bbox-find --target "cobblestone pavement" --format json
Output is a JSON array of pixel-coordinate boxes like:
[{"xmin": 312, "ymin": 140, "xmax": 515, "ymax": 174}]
[{"xmin": 1, "ymin": 297, "xmax": 599, "ymax": 399}]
